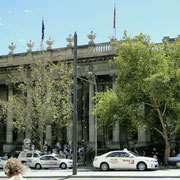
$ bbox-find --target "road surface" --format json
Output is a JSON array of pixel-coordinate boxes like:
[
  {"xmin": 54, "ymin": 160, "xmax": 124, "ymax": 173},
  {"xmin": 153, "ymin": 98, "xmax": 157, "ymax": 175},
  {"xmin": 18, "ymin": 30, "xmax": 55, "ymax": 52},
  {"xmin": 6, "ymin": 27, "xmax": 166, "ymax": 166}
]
[{"xmin": 0, "ymin": 167, "xmax": 179, "ymax": 179}]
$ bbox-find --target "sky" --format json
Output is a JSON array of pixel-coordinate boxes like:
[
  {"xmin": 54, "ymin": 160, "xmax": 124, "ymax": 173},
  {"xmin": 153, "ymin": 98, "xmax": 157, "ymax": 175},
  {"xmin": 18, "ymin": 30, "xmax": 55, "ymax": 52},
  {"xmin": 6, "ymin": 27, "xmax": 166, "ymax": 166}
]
[{"xmin": 0, "ymin": 0, "xmax": 180, "ymax": 56}]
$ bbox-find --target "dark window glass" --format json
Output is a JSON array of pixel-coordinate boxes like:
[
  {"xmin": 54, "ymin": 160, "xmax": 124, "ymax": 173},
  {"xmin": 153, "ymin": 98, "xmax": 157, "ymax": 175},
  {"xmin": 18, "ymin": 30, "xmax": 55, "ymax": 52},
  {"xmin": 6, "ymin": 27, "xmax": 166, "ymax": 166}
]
[{"xmin": 27, "ymin": 153, "xmax": 32, "ymax": 157}]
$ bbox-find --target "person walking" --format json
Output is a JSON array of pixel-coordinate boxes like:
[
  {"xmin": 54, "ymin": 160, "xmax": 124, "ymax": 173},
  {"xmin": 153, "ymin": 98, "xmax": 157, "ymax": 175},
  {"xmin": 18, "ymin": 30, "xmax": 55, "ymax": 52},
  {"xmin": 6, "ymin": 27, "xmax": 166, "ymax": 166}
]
[{"xmin": 3, "ymin": 158, "xmax": 27, "ymax": 180}]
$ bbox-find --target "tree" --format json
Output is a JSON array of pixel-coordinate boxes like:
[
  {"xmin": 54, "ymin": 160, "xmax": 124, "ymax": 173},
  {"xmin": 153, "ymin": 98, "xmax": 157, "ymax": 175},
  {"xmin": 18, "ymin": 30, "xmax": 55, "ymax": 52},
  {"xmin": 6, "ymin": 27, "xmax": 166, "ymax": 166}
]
[
  {"xmin": 95, "ymin": 32, "xmax": 180, "ymax": 164},
  {"xmin": 1, "ymin": 53, "xmax": 73, "ymax": 151},
  {"xmin": 94, "ymin": 89, "xmax": 137, "ymax": 149}
]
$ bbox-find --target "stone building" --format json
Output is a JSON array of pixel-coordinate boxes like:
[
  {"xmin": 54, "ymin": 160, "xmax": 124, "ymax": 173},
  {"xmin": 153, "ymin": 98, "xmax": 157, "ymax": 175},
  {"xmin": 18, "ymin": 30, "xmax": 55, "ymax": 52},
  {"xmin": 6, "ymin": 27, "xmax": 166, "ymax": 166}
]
[{"xmin": 0, "ymin": 33, "xmax": 149, "ymax": 155}]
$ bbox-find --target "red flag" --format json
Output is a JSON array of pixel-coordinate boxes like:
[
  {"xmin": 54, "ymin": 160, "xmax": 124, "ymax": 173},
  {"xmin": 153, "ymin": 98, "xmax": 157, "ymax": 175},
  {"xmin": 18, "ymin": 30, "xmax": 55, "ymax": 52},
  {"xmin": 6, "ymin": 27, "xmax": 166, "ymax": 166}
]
[{"xmin": 113, "ymin": 4, "xmax": 116, "ymax": 29}]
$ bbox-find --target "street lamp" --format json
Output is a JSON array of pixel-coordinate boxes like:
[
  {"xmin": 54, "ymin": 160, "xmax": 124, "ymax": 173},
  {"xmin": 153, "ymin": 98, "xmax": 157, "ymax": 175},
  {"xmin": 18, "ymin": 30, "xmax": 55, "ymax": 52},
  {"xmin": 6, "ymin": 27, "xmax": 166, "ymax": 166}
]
[{"xmin": 87, "ymin": 72, "xmax": 97, "ymax": 157}]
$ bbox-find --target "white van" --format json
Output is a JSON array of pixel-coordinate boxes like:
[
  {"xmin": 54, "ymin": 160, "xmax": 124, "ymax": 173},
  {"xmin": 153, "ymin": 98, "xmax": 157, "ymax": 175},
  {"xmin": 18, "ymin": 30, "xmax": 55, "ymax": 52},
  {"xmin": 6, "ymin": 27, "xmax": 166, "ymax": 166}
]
[{"xmin": 17, "ymin": 150, "xmax": 42, "ymax": 164}]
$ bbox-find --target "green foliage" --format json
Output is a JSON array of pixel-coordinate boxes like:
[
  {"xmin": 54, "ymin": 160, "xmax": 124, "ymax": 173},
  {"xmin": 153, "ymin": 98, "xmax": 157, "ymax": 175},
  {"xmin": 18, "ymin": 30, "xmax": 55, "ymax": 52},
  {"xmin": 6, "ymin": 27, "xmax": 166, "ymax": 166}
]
[
  {"xmin": 94, "ymin": 32, "xmax": 180, "ymax": 164},
  {"xmin": 93, "ymin": 89, "xmax": 118, "ymax": 130},
  {"xmin": 3, "ymin": 52, "xmax": 73, "ymax": 150},
  {"xmin": 110, "ymin": 32, "xmax": 180, "ymax": 135}
]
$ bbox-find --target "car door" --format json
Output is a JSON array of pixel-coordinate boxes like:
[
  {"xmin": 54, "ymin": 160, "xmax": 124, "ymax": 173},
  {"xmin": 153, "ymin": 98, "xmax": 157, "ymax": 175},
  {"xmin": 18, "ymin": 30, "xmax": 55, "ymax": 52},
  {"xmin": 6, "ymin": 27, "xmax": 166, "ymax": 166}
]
[
  {"xmin": 106, "ymin": 152, "xmax": 122, "ymax": 169},
  {"xmin": 48, "ymin": 156, "xmax": 58, "ymax": 168},
  {"xmin": 119, "ymin": 152, "xmax": 135, "ymax": 169},
  {"xmin": 39, "ymin": 156, "xmax": 49, "ymax": 168}
]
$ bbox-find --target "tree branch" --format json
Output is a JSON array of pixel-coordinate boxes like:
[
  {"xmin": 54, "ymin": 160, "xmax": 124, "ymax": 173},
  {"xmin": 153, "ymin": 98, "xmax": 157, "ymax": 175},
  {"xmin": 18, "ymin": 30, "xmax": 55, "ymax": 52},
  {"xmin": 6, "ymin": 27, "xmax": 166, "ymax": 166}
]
[
  {"xmin": 144, "ymin": 102, "xmax": 155, "ymax": 108},
  {"xmin": 153, "ymin": 127, "xmax": 166, "ymax": 140},
  {"xmin": 162, "ymin": 103, "xmax": 167, "ymax": 117}
]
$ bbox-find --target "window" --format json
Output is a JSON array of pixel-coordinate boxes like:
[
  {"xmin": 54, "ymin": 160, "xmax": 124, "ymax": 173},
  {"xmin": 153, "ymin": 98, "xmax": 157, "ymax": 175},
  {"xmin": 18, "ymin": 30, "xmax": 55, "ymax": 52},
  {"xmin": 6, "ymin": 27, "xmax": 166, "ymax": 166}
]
[
  {"xmin": 27, "ymin": 153, "xmax": 32, "ymax": 158},
  {"xmin": 40, "ymin": 156, "xmax": 47, "ymax": 160},
  {"xmin": 107, "ymin": 152, "xmax": 120, "ymax": 157},
  {"xmin": 119, "ymin": 152, "xmax": 130, "ymax": 157},
  {"xmin": 49, "ymin": 156, "xmax": 57, "ymax": 160},
  {"xmin": 33, "ymin": 153, "xmax": 39, "ymax": 157},
  {"xmin": 20, "ymin": 152, "xmax": 27, "ymax": 157}
]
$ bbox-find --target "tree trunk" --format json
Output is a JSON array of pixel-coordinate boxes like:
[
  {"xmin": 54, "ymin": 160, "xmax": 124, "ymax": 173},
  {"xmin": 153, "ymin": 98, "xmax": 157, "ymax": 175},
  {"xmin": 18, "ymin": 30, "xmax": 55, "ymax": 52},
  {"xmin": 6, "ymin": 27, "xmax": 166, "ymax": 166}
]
[
  {"xmin": 164, "ymin": 138, "xmax": 170, "ymax": 165},
  {"xmin": 153, "ymin": 101, "xmax": 170, "ymax": 164}
]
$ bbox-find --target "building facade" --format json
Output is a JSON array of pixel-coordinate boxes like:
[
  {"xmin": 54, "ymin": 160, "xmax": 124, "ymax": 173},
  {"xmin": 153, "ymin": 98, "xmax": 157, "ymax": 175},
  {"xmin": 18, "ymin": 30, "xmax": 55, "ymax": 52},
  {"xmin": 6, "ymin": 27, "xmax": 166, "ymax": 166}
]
[{"xmin": 0, "ymin": 36, "xmax": 149, "ymax": 155}]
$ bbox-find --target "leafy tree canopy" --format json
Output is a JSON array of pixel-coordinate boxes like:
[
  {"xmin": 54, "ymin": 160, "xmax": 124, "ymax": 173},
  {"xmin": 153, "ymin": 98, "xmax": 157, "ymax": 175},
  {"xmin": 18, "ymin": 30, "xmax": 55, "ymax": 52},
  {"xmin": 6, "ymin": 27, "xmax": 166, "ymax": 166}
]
[
  {"xmin": 95, "ymin": 32, "xmax": 180, "ymax": 164},
  {"xmin": 1, "ymin": 53, "xmax": 73, "ymax": 150}
]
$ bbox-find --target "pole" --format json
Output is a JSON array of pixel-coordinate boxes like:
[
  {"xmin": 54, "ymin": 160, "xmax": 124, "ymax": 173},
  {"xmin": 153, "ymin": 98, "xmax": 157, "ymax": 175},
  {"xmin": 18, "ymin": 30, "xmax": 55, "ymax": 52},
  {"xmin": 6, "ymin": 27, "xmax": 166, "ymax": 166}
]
[
  {"xmin": 94, "ymin": 76, "xmax": 97, "ymax": 157},
  {"xmin": 73, "ymin": 32, "xmax": 78, "ymax": 175}
]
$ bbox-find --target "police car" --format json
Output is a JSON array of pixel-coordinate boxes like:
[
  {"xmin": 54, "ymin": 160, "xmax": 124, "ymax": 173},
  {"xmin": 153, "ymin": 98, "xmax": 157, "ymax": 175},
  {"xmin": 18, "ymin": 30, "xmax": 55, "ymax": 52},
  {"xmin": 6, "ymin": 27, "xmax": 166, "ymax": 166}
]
[
  {"xmin": 93, "ymin": 149, "xmax": 159, "ymax": 171},
  {"xmin": 29, "ymin": 154, "xmax": 73, "ymax": 169}
]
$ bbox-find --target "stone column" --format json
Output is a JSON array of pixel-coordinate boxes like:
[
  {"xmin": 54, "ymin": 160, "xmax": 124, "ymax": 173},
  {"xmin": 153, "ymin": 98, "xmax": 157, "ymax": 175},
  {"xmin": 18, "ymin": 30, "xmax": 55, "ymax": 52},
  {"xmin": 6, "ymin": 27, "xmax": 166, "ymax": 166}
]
[
  {"xmin": 137, "ymin": 103, "xmax": 149, "ymax": 145},
  {"xmin": 46, "ymin": 125, "xmax": 52, "ymax": 145},
  {"xmin": 138, "ymin": 125, "xmax": 147, "ymax": 145},
  {"xmin": 89, "ymin": 78, "xmax": 95, "ymax": 144},
  {"xmin": 25, "ymin": 90, "xmax": 32, "ymax": 140},
  {"xmin": 67, "ymin": 122, "xmax": 73, "ymax": 143},
  {"xmin": 3, "ymin": 84, "xmax": 15, "ymax": 153},
  {"xmin": 6, "ymin": 84, "xmax": 13, "ymax": 143},
  {"xmin": 111, "ymin": 74, "xmax": 120, "ymax": 147}
]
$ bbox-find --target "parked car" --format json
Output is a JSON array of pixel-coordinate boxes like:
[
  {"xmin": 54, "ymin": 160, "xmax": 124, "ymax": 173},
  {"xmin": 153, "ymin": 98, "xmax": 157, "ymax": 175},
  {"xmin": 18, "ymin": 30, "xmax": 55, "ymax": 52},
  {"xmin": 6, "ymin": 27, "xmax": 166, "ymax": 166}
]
[
  {"xmin": 0, "ymin": 157, "xmax": 8, "ymax": 168},
  {"xmin": 28, "ymin": 154, "xmax": 73, "ymax": 170},
  {"xmin": 168, "ymin": 153, "xmax": 180, "ymax": 168},
  {"xmin": 17, "ymin": 150, "xmax": 43, "ymax": 164},
  {"xmin": 93, "ymin": 149, "xmax": 159, "ymax": 171}
]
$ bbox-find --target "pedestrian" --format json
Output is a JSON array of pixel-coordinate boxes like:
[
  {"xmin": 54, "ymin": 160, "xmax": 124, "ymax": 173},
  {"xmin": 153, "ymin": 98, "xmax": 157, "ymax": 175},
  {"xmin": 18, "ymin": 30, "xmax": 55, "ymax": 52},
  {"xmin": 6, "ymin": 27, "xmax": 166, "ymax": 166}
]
[
  {"xmin": 3, "ymin": 158, "xmax": 27, "ymax": 180},
  {"xmin": 142, "ymin": 150, "xmax": 146, "ymax": 156},
  {"xmin": 171, "ymin": 148, "xmax": 176, "ymax": 157},
  {"xmin": 152, "ymin": 148, "xmax": 158, "ymax": 160}
]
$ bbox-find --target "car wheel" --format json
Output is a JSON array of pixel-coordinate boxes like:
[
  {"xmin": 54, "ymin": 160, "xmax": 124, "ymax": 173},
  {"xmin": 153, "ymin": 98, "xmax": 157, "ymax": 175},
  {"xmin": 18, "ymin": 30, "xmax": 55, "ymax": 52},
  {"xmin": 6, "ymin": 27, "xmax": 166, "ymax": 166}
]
[
  {"xmin": 60, "ymin": 163, "xmax": 67, "ymax": 169},
  {"xmin": 176, "ymin": 161, "xmax": 180, "ymax": 168},
  {"xmin": 100, "ymin": 162, "xmax": 109, "ymax": 171},
  {"xmin": 35, "ymin": 163, "xmax": 42, "ymax": 170},
  {"xmin": 137, "ymin": 162, "xmax": 147, "ymax": 171}
]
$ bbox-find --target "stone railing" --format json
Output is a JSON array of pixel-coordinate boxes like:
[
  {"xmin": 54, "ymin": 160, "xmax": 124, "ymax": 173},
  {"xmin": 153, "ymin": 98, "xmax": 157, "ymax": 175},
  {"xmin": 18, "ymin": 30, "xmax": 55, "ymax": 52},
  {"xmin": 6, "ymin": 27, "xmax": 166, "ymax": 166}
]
[
  {"xmin": 0, "ymin": 42, "xmax": 116, "ymax": 68},
  {"xmin": 94, "ymin": 42, "xmax": 112, "ymax": 52}
]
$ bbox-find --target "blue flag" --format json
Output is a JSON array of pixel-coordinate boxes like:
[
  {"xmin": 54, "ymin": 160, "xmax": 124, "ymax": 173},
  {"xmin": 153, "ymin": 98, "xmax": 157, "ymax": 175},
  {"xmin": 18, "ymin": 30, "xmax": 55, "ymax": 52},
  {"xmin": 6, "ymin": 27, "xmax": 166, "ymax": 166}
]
[{"xmin": 42, "ymin": 18, "xmax": 45, "ymax": 41}]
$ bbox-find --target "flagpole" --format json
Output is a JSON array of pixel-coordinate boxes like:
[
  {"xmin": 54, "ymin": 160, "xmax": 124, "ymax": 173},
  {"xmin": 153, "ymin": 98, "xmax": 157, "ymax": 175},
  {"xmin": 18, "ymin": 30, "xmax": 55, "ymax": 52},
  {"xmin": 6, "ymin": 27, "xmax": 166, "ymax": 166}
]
[
  {"xmin": 113, "ymin": 3, "xmax": 116, "ymax": 39},
  {"xmin": 40, "ymin": 17, "xmax": 45, "ymax": 50}
]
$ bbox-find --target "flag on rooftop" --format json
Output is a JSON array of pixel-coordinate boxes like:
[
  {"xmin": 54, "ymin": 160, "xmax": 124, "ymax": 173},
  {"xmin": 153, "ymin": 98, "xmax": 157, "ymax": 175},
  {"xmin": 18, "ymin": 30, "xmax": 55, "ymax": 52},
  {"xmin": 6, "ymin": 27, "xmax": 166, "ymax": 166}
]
[
  {"xmin": 113, "ymin": 4, "xmax": 116, "ymax": 29},
  {"xmin": 113, "ymin": 3, "xmax": 116, "ymax": 38},
  {"xmin": 42, "ymin": 18, "xmax": 45, "ymax": 41}
]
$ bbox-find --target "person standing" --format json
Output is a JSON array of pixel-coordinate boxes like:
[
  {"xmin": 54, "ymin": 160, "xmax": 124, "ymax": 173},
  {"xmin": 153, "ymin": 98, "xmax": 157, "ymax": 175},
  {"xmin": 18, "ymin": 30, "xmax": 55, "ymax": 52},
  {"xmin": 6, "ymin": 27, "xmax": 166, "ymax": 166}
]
[
  {"xmin": 152, "ymin": 148, "xmax": 158, "ymax": 160},
  {"xmin": 3, "ymin": 158, "xmax": 27, "ymax": 180}
]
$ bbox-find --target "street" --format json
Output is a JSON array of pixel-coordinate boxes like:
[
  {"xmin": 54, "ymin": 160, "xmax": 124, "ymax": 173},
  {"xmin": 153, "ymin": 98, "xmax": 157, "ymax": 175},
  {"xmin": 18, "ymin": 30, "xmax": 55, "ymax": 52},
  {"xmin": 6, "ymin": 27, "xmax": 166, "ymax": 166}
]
[{"xmin": 0, "ymin": 167, "xmax": 180, "ymax": 180}]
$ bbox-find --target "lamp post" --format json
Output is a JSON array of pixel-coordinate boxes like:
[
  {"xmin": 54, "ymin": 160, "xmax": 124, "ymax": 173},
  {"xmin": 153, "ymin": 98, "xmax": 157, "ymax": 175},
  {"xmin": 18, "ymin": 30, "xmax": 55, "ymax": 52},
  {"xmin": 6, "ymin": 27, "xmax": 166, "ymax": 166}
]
[
  {"xmin": 87, "ymin": 72, "xmax": 97, "ymax": 157},
  {"xmin": 73, "ymin": 32, "xmax": 77, "ymax": 175}
]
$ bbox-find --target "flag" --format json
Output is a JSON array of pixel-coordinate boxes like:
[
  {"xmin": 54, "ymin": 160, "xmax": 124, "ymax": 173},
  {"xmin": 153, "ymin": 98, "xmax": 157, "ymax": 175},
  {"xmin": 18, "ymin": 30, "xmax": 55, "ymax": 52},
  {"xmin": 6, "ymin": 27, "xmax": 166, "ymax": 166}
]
[
  {"xmin": 42, "ymin": 18, "xmax": 45, "ymax": 41},
  {"xmin": 113, "ymin": 4, "xmax": 116, "ymax": 29}
]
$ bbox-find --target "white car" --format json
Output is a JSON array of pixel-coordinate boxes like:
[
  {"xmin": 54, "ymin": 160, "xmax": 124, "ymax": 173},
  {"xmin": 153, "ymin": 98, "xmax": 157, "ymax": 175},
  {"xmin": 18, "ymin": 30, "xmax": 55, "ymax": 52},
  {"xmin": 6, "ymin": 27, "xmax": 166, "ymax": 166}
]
[
  {"xmin": 0, "ymin": 157, "xmax": 8, "ymax": 168},
  {"xmin": 29, "ymin": 154, "xmax": 73, "ymax": 169},
  {"xmin": 93, "ymin": 149, "xmax": 159, "ymax": 171},
  {"xmin": 17, "ymin": 150, "xmax": 42, "ymax": 164},
  {"xmin": 168, "ymin": 153, "xmax": 180, "ymax": 167}
]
